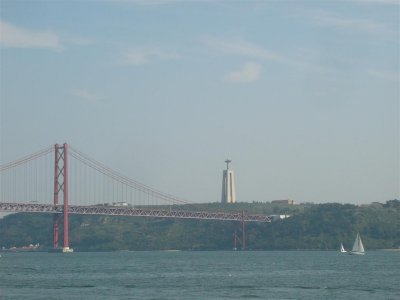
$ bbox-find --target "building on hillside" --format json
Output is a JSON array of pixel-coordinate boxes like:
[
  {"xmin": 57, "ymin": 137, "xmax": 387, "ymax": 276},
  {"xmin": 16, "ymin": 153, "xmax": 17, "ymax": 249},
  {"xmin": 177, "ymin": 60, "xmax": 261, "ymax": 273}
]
[
  {"xmin": 112, "ymin": 202, "xmax": 129, "ymax": 207},
  {"xmin": 271, "ymin": 199, "xmax": 295, "ymax": 205},
  {"xmin": 270, "ymin": 214, "xmax": 292, "ymax": 221},
  {"xmin": 221, "ymin": 159, "xmax": 236, "ymax": 203}
]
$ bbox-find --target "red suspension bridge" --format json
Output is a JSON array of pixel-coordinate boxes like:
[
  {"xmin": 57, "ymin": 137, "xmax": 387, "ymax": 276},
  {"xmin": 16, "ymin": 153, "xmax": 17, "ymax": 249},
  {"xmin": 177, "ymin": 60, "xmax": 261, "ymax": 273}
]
[{"xmin": 0, "ymin": 143, "xmax": 272, "ymax": 252}]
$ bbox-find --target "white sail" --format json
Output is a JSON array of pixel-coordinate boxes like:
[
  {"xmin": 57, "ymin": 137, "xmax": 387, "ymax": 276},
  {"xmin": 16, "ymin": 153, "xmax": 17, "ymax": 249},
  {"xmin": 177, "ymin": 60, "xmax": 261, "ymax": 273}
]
[
  {"xmin": 340, "ymin": 243, "xmax": 347, "ymax": 253},
  {"xmin": 350, "ymin": 233, "xmax": 365, "ymax": 254},
  {"xmin": 357, "ymin": 234, "xmax": 365, "ymax": 253}
]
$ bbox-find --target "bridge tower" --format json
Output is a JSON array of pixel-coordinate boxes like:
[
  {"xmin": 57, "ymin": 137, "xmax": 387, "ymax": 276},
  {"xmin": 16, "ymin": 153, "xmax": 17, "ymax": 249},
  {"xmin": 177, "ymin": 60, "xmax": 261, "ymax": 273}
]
[
  {"xmin": 53, "ymin": 143, "xmax": 73, "ymax": 253},
  {"xmin": 221, "ymin": 159, "xmax": 236, "ymax": 203}
]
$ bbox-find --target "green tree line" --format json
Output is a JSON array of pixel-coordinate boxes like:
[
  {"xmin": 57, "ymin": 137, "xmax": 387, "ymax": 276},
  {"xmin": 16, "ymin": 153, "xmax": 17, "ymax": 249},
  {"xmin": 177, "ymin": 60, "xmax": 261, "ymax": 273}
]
[{"xmin": 1, "ymin": 200, "xmax": 399, "ymax": 251}]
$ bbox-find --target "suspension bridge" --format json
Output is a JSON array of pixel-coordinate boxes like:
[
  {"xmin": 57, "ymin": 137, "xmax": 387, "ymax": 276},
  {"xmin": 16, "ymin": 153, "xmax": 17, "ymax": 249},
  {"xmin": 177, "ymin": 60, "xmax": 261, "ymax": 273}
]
[{"xmin": 0, "ymin": 143, "xmax": 272, "ymax": 252}]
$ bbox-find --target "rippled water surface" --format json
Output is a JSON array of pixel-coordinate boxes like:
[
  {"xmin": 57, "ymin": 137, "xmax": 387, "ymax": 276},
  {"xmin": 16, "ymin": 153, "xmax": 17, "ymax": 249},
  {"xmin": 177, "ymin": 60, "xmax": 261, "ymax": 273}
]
[{"xmin": 1, "ymin": 251, "xmax": 399, "ymax": 299}]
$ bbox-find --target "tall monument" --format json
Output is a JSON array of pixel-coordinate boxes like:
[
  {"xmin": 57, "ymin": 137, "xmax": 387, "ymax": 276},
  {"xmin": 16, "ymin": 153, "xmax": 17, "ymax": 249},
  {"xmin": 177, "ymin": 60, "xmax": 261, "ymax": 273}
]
[{"xmin": 221, "ymin": 159, "xmax": 236, "ymax": 203}]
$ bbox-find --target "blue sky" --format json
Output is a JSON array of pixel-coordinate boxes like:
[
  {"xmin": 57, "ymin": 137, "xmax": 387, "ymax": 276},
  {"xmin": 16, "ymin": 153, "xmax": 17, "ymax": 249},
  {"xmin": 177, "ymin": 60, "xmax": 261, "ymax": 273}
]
[{"xmin": 1, "ymin": 0, "xmax": 399, "ymax": 204}]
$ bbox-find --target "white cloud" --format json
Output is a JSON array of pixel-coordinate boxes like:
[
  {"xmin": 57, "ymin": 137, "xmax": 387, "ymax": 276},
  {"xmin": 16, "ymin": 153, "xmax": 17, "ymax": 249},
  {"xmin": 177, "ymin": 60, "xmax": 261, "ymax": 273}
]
[
  {"xmin": 120, "ymin": 47, "xmax": 180, "ymax": 66},
  {"xmin": 311, "ymin": 10, "xmax": 396, "ymax": 37},
  {"xmin": 203, "ymin": 36, "xmax": 280, "ymax": 61},
  {"xmin": 69, "ymin": 88, "xmax": 99, "ymax": 103},
  {"xmin": 203, "ymin": 36, "xmax": 330, "ymax": 73},
  {"xmin": 225, "ymin": 62, "xmax": 262, "ymax": 83},
  {"xmin": 0, "ymin": 20, "xmax": 63, "ymax": 50},
  {"xmin": 0, "ymin": 20, "xmax": 94, "ymax": 50}
]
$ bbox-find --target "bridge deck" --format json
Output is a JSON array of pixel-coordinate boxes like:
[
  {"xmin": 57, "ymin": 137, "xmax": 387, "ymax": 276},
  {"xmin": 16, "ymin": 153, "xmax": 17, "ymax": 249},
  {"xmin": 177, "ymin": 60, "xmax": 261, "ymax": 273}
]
[{"xmin": 0, "ymin": 202, "xmax": 272, "ymax": 222}]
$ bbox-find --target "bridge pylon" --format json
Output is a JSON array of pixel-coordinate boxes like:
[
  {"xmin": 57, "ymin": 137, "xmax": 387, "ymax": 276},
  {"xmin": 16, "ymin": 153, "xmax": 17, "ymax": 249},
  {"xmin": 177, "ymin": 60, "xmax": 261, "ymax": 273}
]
[
  {"xmin": 233, "ymin": 215, "xmax": 246, "ymax": 251},
  {"xmin": 52, "ymin": 143, "xmax": 73, "ymax": 253}
]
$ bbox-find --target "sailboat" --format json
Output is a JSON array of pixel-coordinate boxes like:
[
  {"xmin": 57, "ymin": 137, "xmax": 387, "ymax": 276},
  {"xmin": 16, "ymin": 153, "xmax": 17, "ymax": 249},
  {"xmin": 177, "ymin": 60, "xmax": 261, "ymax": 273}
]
[
  {"xmin": 348, "ymin": 232, "xmax": 365, "ymax": 255},
  {"xmin": 340, "ymin": 243, "xmax": 347, "ymax": 253}
]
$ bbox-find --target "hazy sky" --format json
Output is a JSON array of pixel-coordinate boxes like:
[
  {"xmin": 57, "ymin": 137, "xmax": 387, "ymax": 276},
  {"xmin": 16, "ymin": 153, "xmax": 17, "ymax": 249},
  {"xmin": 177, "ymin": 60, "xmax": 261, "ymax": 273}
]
[{"xmin": 1, "ymin": 0, "xmax": 399, "ymax": 205}]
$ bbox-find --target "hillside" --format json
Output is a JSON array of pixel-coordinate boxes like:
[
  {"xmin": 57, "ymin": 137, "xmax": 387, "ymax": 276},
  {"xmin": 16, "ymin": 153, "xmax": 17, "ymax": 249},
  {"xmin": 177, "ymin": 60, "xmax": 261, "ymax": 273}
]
[{"xmin": 1, "ymin": 200, "xmax": 399, "ymax": 251}]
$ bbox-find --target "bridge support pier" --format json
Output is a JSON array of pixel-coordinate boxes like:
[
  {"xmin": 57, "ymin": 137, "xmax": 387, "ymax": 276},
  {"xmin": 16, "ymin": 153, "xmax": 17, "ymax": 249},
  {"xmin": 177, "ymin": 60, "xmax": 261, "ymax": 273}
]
[
  {"xmin": 242, "ymin": 220, "xmax": 246, "ymax": 250},
  {"xmin": 52, "ymin": 143, "xmax": 73, "ymax": 253},
  {"xmin": 233, "ymin": 218, "xmax": 246, "ymax": 251}
]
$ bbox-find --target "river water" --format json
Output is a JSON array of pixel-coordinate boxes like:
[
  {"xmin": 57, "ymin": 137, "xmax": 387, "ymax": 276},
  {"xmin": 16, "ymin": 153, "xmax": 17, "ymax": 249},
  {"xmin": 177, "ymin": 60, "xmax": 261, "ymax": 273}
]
[{"xmin": 0, "ymin": 251, "xmax": 399, "ymax": 299}]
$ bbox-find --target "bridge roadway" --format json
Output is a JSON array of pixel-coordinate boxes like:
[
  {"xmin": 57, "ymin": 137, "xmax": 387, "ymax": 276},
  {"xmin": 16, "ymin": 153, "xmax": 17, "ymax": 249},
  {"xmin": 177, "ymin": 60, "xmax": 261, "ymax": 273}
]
[{"xmin": 0, "ymin": 202, "xmax": 272, "ymax": 223}]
